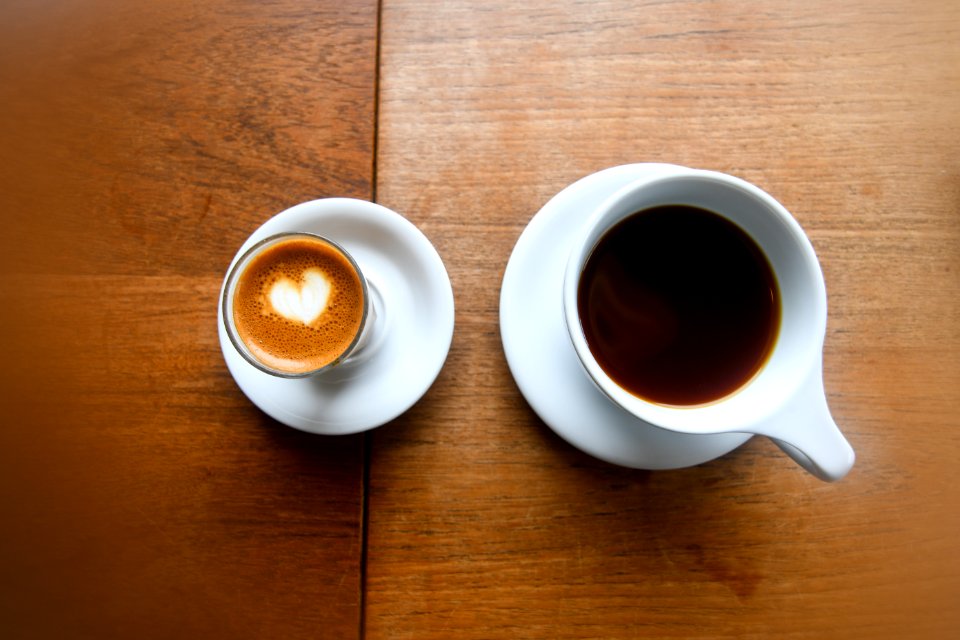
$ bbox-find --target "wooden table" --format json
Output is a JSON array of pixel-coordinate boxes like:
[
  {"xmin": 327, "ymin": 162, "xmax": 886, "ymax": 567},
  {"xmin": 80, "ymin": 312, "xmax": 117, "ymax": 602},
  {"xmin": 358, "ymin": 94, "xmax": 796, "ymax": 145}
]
[{"xmin": 1, "ymin": 1, "xmax": 957, "ymax": 638}]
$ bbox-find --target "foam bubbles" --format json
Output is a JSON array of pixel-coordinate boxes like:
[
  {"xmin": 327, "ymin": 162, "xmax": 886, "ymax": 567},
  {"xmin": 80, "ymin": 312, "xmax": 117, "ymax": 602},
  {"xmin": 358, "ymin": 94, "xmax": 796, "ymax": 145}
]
[{"xmin": 232, "ymin": 236, "xmax": 365, "ymax": 374}]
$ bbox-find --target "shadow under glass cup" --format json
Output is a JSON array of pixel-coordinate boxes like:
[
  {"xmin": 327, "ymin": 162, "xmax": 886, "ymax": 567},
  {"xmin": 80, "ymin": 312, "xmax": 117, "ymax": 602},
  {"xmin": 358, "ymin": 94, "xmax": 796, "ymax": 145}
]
[{"xmin": 221, "ymin": 232, "xmax": 374, "ymax": 378}]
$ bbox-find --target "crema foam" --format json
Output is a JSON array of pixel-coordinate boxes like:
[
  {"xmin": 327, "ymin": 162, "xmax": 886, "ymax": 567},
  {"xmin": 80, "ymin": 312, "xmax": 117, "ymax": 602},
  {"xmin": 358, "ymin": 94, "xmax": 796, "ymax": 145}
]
[{"xmin": 232, "ymin": 235, "xmax": 366, "ymax": 374}]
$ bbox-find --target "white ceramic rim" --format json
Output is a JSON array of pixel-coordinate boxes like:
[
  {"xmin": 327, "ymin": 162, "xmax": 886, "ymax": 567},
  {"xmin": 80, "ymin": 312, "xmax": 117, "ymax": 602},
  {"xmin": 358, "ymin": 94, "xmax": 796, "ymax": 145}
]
[{"xmin": 562, "ymin": 169, "xmax": 827, "ymax": 434}]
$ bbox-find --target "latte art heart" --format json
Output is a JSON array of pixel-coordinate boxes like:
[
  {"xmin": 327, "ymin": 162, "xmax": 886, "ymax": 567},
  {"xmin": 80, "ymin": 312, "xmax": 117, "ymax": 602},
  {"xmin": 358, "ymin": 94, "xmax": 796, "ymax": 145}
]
[{"xmin": 268, "ymin": 269, "xmax": 331, "ymax": 325}]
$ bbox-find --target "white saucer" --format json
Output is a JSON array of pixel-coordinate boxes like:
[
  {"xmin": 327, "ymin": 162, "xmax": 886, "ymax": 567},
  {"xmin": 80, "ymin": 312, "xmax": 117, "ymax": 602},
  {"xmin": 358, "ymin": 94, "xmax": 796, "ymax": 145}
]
[
  {"xmin": 218, "ymin": 198, "xmax": 454, "ymax": 435},
  {"xmin": 499, "ymin": 164, "xmax": 752, "ymax": 469}
]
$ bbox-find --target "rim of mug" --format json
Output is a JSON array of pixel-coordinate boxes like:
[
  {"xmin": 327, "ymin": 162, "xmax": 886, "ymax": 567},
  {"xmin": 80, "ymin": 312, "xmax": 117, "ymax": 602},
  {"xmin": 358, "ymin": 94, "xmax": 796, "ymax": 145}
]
[
  {"xmin": 221, "ymin": 231, "xmax": 371, "ymax": 378},
  {"xmin": 562, "ymin": 168, "xmax": 827, "ymax": 434}
]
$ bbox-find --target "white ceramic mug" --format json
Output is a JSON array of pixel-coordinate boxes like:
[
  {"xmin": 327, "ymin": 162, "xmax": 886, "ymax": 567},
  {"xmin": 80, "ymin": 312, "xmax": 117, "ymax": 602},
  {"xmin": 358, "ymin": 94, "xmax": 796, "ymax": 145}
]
[{"xmin": 562, "ymin": 167, "xmax": 855, "ymax": 481}]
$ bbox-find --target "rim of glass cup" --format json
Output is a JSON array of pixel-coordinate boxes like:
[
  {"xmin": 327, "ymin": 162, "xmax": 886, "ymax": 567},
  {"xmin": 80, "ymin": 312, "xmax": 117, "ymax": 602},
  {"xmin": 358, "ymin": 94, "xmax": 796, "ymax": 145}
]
[{"xmin": 221, "ymin": 231, "xmax": 371, "ymax": 378}]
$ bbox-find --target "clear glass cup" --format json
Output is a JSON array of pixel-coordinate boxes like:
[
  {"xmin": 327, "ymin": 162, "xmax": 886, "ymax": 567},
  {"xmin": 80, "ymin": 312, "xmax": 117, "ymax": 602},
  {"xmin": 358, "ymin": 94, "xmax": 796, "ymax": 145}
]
[{"xmin": 221, "ymin": 232, "xmax": 376, "ymax": 378}]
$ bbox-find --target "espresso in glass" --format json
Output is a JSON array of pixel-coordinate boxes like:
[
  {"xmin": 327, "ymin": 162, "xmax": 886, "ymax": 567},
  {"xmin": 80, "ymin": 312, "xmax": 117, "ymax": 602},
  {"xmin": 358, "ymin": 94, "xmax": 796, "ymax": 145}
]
[
  {"xmin": 577, "ymin": 204, "xmax": 781, "ymax": 406},
  {"xmin": 224, "ymin": 233, "xmax": 368, "ymax": 376}
]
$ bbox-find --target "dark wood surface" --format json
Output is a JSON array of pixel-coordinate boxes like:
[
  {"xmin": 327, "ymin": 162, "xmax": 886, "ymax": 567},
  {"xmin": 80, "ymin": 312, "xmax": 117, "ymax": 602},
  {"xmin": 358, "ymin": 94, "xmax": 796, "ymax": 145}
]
[
  {"xmin": 2, "ymin": 1, "xmax": 959, "ymax": 638},
  {"xmin": 0, "ymin": 1, "xmax": 377, "ymax": 638}
]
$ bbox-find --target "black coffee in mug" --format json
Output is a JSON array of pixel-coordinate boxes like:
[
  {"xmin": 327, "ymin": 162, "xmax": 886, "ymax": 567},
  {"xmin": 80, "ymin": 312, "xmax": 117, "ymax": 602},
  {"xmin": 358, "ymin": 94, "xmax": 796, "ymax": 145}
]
[{"xmin": 577, "ymin": 204, "xmax": 781, "ymax": 406}]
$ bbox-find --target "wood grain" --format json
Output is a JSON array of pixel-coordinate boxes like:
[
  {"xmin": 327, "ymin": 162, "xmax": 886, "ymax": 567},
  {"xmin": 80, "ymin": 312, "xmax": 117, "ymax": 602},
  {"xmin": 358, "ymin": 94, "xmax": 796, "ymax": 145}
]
[
  {"xmin": 3, "ymin": 0, "xmax": 957, "ymax": 637},
  {"xmin": 370, "ymin": 0, "xmax": 960, "ymax": 638},
  {"xmin": 0, "ymin": 1, "xmax": 377, "ymax": 638}
]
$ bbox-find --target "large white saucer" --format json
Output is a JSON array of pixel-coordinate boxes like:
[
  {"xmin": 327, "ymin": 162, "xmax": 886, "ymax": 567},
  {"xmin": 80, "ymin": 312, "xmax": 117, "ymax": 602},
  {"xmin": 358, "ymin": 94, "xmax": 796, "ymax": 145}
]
[
  {"xmin": 218, "ymin": 198, "xmax": 454, "ymax": 435},
  {"xmin": 499, "ymin": 164, "xmax": 752, "ymax": 469}
]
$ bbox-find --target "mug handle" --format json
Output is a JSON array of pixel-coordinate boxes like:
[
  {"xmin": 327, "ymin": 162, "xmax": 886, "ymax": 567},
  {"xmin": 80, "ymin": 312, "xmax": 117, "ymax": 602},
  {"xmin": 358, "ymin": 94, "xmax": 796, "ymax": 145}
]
[{"xmin": 762, "ymin": 359, "xmax": 855, "ymax": 482}]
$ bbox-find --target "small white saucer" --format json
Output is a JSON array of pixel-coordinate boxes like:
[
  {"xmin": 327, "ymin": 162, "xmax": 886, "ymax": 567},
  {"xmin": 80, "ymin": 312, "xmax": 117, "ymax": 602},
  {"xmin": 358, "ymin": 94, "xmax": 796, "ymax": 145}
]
[
  {"xmin": 218, "ymin": 198, "xmax": 454, "ymax": 435},
  {"xmin": 499, "ymin": 164, "xmax": 752, "ymax": 469}
]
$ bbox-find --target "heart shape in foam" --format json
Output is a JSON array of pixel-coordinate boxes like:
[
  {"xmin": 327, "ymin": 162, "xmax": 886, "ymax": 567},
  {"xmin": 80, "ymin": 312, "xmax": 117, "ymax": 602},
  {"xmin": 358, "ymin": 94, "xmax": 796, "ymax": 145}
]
[{"xmin": 268, "ymin": 269, "xmax": 331, "ymax": 325}]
